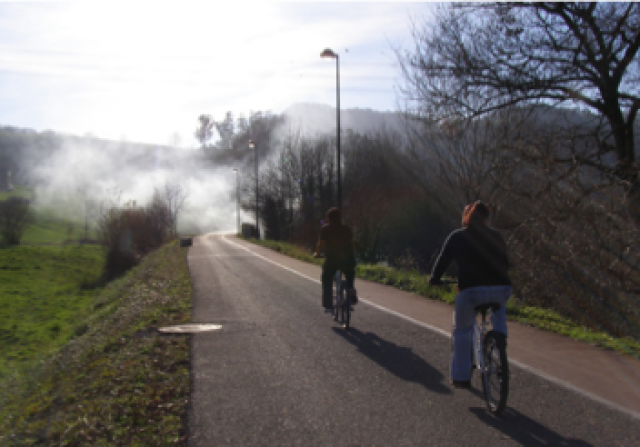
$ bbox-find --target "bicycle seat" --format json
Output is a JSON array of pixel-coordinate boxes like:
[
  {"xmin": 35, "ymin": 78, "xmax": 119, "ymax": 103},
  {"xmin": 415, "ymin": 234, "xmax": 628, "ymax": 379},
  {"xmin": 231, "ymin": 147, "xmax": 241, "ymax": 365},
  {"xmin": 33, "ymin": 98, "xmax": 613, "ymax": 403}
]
[{"xmin": 474, "ymin": 303, "xmax": 501, "ymax": 313}]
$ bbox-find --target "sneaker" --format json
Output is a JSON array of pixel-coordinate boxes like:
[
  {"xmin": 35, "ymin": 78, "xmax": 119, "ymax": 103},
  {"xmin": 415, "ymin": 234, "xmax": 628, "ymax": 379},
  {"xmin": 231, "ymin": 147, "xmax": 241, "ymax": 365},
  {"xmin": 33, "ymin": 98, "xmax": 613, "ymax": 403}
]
[
  {"xmin": 324, "ymin": 307, "xmax": 334, "ymax": 313},
  {"xmin": 451, "ymin": 380, "xmax": 471, "ymax": 389},
  {"xmin": 348, "ymin": 289, "xmax": 358, "ymax": 305}
]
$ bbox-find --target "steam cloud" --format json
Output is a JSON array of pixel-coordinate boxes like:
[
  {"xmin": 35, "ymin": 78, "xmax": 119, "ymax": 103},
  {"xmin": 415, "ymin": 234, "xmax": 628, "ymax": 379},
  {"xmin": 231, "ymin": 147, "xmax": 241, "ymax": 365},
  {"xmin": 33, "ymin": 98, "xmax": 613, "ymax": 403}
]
[
  {"xmin": 22, "ymin": 104, "xmax": 406, "ymax": 236},
  {"xmin": 29, "ymin": 138, "xmax": 241, "ymax": 235}
]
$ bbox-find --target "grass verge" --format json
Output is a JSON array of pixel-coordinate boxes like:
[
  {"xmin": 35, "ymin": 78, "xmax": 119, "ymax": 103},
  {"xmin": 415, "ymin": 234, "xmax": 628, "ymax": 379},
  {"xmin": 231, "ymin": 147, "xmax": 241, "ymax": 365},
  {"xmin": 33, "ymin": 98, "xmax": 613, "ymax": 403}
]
[
  {"xmin": 0, "ymin": 240, "xmax": 192, "ymax": 445},
  {"xmin": 243, "ymin": 237, "xmax": 640, "ymax": 360},
  {"xmin": 0, "ymin": 186, "xmax": 33, "ymax": 202},
  {"xmin": 22, "ymin": 210, "xmax": 98, "ymax": 245},
  {"xmin": 0, "ymin": 244, "xmax": 104, "ymax": 376}
]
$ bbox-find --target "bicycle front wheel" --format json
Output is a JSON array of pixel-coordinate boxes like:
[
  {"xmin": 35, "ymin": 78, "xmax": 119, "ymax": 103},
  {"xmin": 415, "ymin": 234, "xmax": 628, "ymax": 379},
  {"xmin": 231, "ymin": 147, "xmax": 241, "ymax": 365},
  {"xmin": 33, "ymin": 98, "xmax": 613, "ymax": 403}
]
[{"xmin": 482, "ymin": 331, "xmax": 509, "ymax": 415}]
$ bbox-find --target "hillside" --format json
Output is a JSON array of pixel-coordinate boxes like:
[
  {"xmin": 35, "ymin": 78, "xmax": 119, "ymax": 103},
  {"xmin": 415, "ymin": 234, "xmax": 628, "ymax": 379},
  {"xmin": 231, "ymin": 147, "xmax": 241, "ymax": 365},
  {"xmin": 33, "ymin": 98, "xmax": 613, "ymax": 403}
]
[
  {"xmin": 0, "ymin": 127, "xmax": 183, "ymax": 186},
  {"xmin": 282, "ymin": 102, "xmax": 408, "ymax": 138},
  {"xmin": 0, "ymin": 126, "xmax": 230, "ymax": 234}
]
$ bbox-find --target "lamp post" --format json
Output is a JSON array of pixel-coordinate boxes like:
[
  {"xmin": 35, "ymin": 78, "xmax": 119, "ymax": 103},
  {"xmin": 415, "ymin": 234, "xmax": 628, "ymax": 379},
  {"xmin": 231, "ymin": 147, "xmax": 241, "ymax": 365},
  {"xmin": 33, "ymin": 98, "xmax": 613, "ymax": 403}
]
[
  {"xmin": 232, "ymin": 168, "xmax": 239, "ymax": 235},
  {"xmin": 249, "ymin": 140, "xmax": 259, "ymax": 238},
  {"xmin": 321, "ymin": 48, "xmax": 341, "ymax": 210}
]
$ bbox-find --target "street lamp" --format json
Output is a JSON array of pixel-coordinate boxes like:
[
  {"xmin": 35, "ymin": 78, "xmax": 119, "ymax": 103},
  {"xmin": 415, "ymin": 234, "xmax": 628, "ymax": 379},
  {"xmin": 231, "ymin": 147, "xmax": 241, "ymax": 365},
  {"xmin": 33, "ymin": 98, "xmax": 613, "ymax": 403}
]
[
  {"xmin": 249, "ymin": 140, "xmax": 259, "ymax": 238},
  {"xmin": 321, "ymin": 47, "xmax": 341, "ymax": 210},
  {"xmin": 232, "ymin": 168, "xmax": 239, "ymax": 235}
]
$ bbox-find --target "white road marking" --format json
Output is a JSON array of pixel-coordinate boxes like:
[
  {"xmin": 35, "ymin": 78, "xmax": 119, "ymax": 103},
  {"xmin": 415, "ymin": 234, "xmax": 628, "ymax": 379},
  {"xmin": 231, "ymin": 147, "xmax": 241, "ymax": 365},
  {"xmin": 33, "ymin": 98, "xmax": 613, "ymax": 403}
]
[
  {"xmin": 221, "ymin": 235, "xmax": 321, "ymax": 284},
  {"xmin": 215, "ymin": 234, "xmax": 640, "ymax": 421},
  {"xmin": 188, "ymin": 254, "xmax": 254, "ymax": 259}
]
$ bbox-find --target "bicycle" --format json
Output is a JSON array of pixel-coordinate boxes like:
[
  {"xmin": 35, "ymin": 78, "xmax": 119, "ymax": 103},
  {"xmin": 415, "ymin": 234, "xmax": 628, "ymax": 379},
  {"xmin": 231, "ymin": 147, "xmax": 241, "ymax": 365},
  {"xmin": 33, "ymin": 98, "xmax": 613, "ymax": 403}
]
[
  {"xmin": 332, "ymin": 269, "xmax": 351, "ymax": 329},
  {"xmin": 314, "ymin": 254, "xmax": 352, "ymax": 329},
  {"xmin": 440, "ymin": 280, "xmax": 509, "ymax": 415}
]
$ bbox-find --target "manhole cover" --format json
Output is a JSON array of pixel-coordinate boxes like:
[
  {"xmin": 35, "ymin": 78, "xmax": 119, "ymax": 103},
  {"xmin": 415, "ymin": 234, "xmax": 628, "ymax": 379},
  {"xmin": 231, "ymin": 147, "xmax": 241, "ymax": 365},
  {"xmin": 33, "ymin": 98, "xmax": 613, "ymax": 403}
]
[{"xmin": 158, "ymin": 324, "xmax": 222, "ymax": 334}]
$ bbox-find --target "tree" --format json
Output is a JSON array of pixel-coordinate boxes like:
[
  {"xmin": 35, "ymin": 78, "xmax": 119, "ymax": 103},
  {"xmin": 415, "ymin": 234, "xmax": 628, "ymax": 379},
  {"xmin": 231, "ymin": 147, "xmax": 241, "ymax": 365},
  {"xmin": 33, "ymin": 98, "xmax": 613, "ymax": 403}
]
[
  {"xmin": 398, "ymin": 2, "xmax": 640, "ymax": 207},
  {"xmin": 402, "ymin": 104, "xmax": 640, "ymax": 337},
  {"xmin": 215, "ymin": 112, "xmax": 235, "ymax": 150},
  {"xmin": 76, "ymin": 184, "xmax": 100, "ymax": 240},
  {"xmin": 195, "ymin": 114, "xmax": 215, "ymax": 149},
  {"xmin": 341, "ymin": 129, "xmax": 448, "ymax": 265},
  {"xmin": 261, "ymin": 196, "xmax": 286, "ymax": 241},
  {"xmin": 161, "ymin": 182, "xmax": 188, "ymax": 236},
  {"xmin": 145, "ymin": 190, "xmax": 173, "ymax": 249},
  {"xmin": 0, "ymin": 197, "xmax": 31, "ymax": 246}
]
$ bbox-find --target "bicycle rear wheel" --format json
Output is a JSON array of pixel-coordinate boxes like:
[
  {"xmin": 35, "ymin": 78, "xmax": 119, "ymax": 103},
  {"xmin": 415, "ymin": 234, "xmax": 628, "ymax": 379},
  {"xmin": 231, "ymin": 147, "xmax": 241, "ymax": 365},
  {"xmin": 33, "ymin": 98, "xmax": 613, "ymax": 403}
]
[
  {"xmin": 332, "ymin": 288, "xmax": 340, "ymax": 322},
  {"xmin": 342, "ymin": 289, "xmax": 350, "ymax": 329},
  {"xmin": 482, "ymin": 331, "xmax": 509, "ymax": 415}
]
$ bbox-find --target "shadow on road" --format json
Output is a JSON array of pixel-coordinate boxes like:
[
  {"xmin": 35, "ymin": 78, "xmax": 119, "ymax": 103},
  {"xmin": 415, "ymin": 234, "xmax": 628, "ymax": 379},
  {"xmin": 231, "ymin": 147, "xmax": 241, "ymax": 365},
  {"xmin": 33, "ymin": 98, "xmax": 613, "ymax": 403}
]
[
  {"xmin": 469, "ymin": 407, "xmax": 594, "ymax": 446},
  {"xmin": 332, "ymin": 327, "xmax": 451, "ymax": 395}
]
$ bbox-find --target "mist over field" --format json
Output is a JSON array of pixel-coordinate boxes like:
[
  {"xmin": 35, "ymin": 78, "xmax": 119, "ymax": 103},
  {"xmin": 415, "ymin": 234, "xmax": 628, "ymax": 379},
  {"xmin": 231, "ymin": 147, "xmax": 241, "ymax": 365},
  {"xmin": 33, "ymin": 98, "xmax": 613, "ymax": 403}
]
[
  {"xmin": 2, "ymin": 103, "xmax": 418, "ymax": 235},
  {"xmin": 27, "ymin": 137, "xmax": 240, "ymax": 234}
]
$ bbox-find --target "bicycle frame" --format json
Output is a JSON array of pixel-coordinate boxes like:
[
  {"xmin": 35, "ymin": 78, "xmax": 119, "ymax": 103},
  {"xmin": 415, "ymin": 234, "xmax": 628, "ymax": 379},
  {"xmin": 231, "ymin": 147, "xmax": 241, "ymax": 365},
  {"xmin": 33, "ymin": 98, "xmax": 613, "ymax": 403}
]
[
  {"xmin": 474, "ymin": 305, "xmax": 509, "ymax": 415},
  {"xmin": 441, "ymin": 280, "xmax": 509, "ymax": 414},
  {"xmin": 333, "ymin": 270, "xmax": 351, "ymax": 328},
  {"xmin": 335, "ymin": 270, "xmax": 343, "ymax": 297},
  {"xmin": 472, "ymin": 312, "xmax": 489, "ymax": 392}
]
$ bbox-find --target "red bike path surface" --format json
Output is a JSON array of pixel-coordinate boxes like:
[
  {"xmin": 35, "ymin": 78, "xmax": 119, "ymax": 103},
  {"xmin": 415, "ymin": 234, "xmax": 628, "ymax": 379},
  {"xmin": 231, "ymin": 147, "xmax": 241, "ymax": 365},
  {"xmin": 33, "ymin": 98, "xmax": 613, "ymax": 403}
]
[{"xmin": 224, "ymin": 234, "xmax": 640, "ymax": 420}]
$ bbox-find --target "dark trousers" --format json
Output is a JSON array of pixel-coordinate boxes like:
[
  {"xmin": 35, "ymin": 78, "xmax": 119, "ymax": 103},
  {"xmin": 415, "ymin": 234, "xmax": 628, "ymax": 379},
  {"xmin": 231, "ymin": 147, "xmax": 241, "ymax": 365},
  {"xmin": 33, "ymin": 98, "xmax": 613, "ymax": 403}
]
[{"xmin": 322, "ymin": 259, "xmax": 355, "ymax": 308}]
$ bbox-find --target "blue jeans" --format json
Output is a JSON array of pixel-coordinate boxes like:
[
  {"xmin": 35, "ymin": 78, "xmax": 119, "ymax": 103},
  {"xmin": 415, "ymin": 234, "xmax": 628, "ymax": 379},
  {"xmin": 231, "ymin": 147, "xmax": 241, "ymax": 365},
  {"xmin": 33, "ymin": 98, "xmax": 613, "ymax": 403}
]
[{"xmin": 451, "ymin": 286, "xmax": 512, "ymax": 382}]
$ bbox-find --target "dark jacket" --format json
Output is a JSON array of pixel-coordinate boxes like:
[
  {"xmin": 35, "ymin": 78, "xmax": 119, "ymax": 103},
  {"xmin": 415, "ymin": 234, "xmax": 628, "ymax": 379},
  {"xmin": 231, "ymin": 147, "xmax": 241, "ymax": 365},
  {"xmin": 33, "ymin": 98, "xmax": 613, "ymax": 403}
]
[
  {"xmin": 430, "ymin": 225, "xmax": 511, "ymax": 291},
  {"xmin": 320, "ymin": 222, "xmax": 355, "ymax": 264}
]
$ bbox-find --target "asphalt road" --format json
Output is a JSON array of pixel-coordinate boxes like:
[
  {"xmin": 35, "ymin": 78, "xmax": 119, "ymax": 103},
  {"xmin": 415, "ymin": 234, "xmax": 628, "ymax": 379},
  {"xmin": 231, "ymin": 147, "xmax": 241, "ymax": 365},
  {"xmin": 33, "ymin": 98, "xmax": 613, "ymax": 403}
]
[{"xmin": 186, "ymin": 233, "xmax": 640, "ymax": 446}]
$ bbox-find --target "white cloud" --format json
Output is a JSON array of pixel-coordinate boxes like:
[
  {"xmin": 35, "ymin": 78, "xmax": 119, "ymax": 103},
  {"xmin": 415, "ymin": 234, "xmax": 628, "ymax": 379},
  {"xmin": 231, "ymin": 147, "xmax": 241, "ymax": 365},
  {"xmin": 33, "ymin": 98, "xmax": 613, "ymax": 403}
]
[{"xmin": 0, "ymin": 2, "xmax": 430, "ymax": 144}]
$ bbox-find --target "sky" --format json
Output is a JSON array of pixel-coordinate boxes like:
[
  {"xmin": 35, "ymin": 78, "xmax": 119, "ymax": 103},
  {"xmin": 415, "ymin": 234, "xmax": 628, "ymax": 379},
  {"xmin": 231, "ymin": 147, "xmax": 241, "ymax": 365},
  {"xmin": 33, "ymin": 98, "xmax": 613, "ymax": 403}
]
[{"xmin": 0, "ymin": 2, "xmax": 431, "ymax": 147}]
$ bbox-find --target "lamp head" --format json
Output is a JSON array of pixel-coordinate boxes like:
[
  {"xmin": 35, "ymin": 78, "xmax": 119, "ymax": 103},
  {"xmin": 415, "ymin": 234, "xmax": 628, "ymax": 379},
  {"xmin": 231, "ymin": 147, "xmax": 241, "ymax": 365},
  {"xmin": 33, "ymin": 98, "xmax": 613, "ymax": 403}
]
[
  {"xmin": 320, "ymin": 48, "xmax": 338, "ymax": 59},
  {"xmin": 248, "ymin": 140, "xmax": 255, "ymax": 149}
]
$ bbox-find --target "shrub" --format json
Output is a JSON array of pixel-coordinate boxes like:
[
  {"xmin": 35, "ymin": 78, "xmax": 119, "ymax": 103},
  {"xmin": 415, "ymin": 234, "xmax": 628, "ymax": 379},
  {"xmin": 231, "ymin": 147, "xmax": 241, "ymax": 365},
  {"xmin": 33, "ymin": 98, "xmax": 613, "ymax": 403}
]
[
  {"xmin": 98, "ymin": 195, "xmax": 172, "ymax": 280},
  {"xmin": 0, "ymin": 197, "xmax": 32, "ymax": 246},
  {"xmin": 241, "ymin": 222, "xmax": 259, "ymax": 239}
]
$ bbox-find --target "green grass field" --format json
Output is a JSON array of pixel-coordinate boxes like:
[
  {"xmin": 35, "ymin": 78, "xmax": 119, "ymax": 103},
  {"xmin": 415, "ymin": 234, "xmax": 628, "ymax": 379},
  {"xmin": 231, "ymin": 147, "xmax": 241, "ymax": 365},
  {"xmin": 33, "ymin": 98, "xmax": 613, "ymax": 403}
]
[
  {"xmin": 0, "ymin": 188, "xmax": 103, "ymax": 376},
  {"xmin": 22, "ymin": 211, "xmax": 97, "ymax": 245},
  {"xmin": 0, "ymin": 241, "xmax": 192, "ymax": 444},
  {"xmin": 0, "ymin": 244, "xmax": 104, "ymax": 375},
  {"xmin": 0, "ymin": 197, "xmax": 192, "ymax": 444},
  {"xmin": 0, "ymin": 185, "xmax": 33, "ymax": 201},
  {"xmin": 1, "ymin": 185, "xmax": 97, "ymax": 245}
]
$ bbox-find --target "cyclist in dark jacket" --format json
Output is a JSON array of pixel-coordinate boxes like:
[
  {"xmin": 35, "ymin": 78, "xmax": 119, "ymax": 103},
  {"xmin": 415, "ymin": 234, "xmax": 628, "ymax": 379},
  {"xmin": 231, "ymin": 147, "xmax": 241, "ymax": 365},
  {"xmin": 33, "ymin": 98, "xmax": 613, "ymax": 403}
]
[
  {"xmin": 313, "ymin": 208, "xmax": 358, "ymax": 311},
  {"xmin": 430, "ymin": 201, "xmax": 512, "ymax": 388}
]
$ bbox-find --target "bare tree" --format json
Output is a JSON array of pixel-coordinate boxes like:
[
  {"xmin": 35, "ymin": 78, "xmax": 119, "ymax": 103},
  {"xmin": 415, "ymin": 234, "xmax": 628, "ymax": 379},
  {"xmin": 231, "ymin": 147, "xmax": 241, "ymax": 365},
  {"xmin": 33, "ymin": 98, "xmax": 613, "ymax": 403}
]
[
  {"xmin": 404, "ymin": 104, "xmax": 640, "ymax": 338},
  {"xmin": 76, "ymin": 184, "xmax": 100, "ymax": 240},
  {"xmin": 215, "ymin": 112, "xmax": 235, "ymax": 151},
  {"xmin": 195, "ymin": 114, "xmax": 215, "ymax": 149},
  {"xmin": 398, "ymin": 2, "xmax": 640, "ymax": 210},
  {"xmin": 162, "ymin": 182, "xmax": 188, "ymax": 236}
]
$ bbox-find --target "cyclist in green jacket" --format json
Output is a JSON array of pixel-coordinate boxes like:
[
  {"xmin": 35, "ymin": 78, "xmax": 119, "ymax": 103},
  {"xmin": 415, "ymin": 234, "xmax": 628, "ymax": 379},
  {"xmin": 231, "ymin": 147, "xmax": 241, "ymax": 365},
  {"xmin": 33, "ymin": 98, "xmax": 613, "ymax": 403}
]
[{"xmin": 313, "ymin": 207, "xmax": 358, "ymax": 312}]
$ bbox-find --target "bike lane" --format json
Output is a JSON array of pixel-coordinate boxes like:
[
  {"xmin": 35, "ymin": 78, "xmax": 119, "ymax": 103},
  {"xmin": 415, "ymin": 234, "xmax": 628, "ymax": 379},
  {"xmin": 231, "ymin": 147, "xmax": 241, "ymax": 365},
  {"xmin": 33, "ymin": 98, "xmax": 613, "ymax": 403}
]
[{"xmin": 223, "ymin": 234, "xmax": 640, "ymax": 419}]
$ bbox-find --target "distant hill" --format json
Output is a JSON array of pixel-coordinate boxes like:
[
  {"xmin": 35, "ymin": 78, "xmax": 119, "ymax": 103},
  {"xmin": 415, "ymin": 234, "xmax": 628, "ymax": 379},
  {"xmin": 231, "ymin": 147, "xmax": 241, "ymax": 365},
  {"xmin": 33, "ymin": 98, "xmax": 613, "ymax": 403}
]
[
  {"xmin": 282, "ymin": 103, "xmax": 640, "ymax": 161},
  {"xmin": 0, "ymin": 126, "xmax": 195, "ymax": 188},
  {"xmin": 282, "ymin": 103, "xmax": 407, "ymax": 137}
]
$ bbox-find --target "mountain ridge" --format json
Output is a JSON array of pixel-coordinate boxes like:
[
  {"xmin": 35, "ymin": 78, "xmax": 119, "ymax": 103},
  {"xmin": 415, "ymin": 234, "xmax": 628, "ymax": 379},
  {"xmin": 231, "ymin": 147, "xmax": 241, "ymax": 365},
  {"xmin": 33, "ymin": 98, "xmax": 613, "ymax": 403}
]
[{"xmin": 281, "ymin": 102, "xmax": 406, "ymax": 137}]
